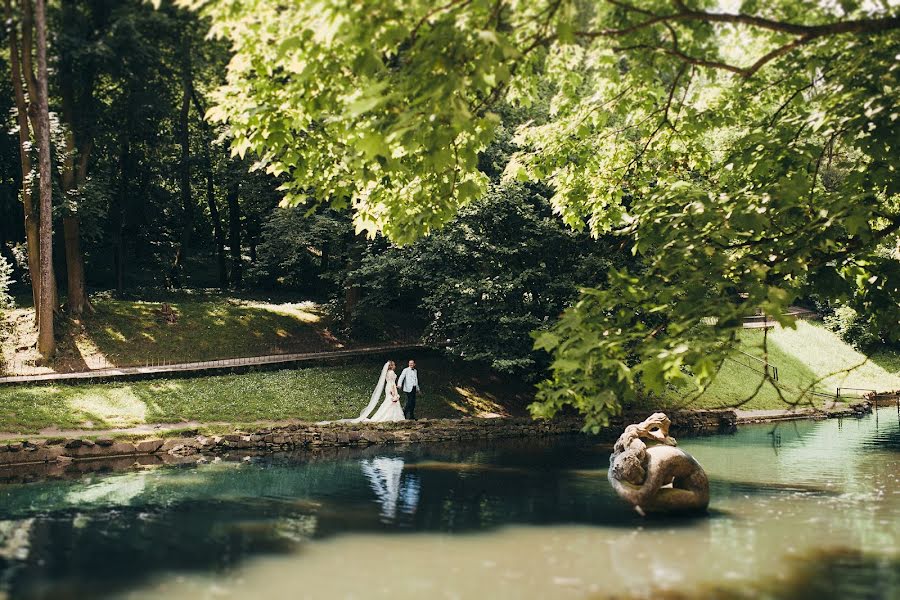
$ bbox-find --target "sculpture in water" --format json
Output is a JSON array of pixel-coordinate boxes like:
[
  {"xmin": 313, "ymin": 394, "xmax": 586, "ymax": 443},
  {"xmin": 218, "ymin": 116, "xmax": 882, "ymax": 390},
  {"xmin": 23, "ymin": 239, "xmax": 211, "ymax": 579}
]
[{"xmin": 608, "ymin": 413, "xmax": 709, "ymax": 515}]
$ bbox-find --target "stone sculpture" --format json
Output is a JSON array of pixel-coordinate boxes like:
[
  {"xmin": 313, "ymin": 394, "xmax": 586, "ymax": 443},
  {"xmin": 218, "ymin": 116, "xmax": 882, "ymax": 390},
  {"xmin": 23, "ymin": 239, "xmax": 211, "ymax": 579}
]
[{"xmin": 608, "ymin": 412, "xmax": 709, "ymax": 515}]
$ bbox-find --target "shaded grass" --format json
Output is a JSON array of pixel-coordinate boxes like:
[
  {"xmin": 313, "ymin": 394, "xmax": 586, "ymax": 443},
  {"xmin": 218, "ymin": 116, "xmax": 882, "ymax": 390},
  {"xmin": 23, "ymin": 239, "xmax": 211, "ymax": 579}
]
[
  {"xmin": 666, "ymin": 321, "xmax": 900, "ymax": 411},
  {"xmin": 86, "ymin": 297, "xmax": 337, "ymax": 362},
  {"xmin": 0, "ymin": 355, "xmax": 533, "ymax": 434},
  {"xmin": 2, "ymin": 293, "xmax": 348, "ymax": 375}
]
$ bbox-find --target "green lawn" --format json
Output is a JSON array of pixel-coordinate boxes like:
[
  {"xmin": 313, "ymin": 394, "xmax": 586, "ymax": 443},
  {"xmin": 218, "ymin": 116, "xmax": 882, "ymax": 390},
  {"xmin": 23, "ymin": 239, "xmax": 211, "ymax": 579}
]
[
  {"xmin": 0, "ymin": 355, "xmax": 532, "ymax": 434},
  {"xmin": 84, "ymin": 296, "xmax": 337, "ymax": 361},
  {"xmin": 4, "ymin": 313, "xmax": 897, "ymax": 433},
  {"xmin": 2, "ymin": 292, "xmax": 351, "ymax": 375},
  {"xmin": 664, "ymin": 321, "xmax": 900, "ymax": 411}
]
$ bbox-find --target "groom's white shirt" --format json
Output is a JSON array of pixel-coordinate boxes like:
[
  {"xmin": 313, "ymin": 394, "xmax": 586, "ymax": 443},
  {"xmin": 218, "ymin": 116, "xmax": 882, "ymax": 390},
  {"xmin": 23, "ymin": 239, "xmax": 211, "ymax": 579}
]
[{"xmin": 397, "ymin": 367, "xmax": 419, "ymax": 393}]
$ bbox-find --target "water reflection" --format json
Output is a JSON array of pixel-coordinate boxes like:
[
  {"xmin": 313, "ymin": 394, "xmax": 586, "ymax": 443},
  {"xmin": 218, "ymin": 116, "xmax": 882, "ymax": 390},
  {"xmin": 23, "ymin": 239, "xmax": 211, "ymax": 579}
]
[
  {"xmin": 360, "ymin": 457, "xmax": 420, "ymax": 523},
  {"xmin": 0, "ymin": 407, "xmax": 896, "ymax": 599}
]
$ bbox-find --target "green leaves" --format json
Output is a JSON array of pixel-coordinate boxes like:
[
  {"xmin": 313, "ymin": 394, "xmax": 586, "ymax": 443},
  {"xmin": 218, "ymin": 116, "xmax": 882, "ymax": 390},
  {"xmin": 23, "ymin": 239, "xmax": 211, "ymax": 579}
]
[{"xmin": 180, "ymin": 0, "xmax": 900, "ymax": 426}]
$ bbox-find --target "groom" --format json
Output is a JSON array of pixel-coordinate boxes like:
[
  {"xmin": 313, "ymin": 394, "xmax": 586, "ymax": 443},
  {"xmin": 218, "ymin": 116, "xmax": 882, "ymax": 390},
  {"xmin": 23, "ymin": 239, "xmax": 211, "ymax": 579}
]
[{"xmin": 396, "ymin": 359, "xmax": 420, "ymax": 420}]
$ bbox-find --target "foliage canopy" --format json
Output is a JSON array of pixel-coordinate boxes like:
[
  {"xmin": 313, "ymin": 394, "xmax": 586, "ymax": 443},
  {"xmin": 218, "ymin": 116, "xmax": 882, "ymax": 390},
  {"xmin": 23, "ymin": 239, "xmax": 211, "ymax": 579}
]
[{"xmin": 179, "ymin": 0, "xmax": 899, "ymax": 427}]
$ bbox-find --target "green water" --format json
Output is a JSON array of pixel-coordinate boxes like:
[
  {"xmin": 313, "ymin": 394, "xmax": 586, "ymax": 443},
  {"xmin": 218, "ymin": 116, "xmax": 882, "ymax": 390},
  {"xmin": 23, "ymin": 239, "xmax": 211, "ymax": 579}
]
[{"xmin": 0, "ymin": 408, "xmax": 898, "ymax": 599}]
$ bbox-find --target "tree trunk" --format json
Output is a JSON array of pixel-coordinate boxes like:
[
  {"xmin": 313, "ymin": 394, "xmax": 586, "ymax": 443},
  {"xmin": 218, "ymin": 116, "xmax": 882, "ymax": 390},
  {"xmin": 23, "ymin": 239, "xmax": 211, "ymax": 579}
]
[
  {"xmin": 5, "ymin": 0, "xmax": 41, "ymax": 314},
  {"xmin": 205, "ymin": 152, "xmax": 228, "ymax": 287},
  {"xmin": 112, "ymin": 134, "xmax": 129, "ymax": 294},
  {"xmin": 344, "ymin": 284, "xmax": 361, "ymax": 317},
  {"xmin": 58, "ymin": 105, "xmax": 93, "ymax": 314},
  {"xmin": 226, "ymin": 176, "xmax": 242, "ymax": 288},
  {"xmin": 192, "ymin": 99, "xmax": 228, "ymax": 288},
  {"xmin": 343, "ymin": 232, "xmax": 366, "ymax": 320},
  {"xmin": 33, "ymin": 0, "xmax": 54, "ymax": 359},
  {"xmin": 170, "ymin": 32, "xmax": 193, "ymax": 287},
  {"xmin": 61, "ymin": 216, "xmax": 89, "ymax": 313}
]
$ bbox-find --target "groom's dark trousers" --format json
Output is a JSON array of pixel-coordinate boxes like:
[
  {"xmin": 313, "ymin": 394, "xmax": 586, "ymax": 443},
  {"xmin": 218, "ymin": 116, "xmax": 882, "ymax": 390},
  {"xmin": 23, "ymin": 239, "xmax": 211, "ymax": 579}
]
[{"xmin": 403, "ymin": 389, "xmax": 417, "ymax": 420}]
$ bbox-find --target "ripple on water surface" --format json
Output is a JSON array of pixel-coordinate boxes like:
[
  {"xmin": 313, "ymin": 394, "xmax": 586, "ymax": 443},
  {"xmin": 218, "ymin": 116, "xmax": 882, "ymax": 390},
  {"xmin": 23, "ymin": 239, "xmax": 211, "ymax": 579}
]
[{"xmin": 0, "ymin": 408, "xmax": 897, "ymax": 599}]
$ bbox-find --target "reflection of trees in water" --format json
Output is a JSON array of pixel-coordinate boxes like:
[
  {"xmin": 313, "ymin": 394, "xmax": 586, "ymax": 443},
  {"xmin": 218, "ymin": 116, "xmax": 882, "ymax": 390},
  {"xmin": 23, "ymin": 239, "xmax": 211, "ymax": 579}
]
[
  {"xmin": 360, "ymin": 457, "xmax": 420, "ymax": 523},
  {"xmin": 0, "ymin": 518, "xmax": 34, "ymax": 597}
]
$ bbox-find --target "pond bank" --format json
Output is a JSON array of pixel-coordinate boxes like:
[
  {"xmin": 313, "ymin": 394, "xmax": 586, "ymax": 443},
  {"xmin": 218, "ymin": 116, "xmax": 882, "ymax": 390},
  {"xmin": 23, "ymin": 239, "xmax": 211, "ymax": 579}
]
[
  {"xmin": 734, "ymin": 401, "xmax": 872, "ymax": 423},
  {"xmin": 0, "ymin": 409, "xmax": 735, "ymax": 469},
  {"xmin": 0, "ymin": 403, "xmax": 871, "ymax": 475}
]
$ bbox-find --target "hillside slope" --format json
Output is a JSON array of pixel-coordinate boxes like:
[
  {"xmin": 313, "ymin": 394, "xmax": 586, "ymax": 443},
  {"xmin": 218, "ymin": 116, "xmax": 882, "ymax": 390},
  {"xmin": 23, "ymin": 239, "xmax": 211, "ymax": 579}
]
[{"xmin": 667, "ymin": 321, "xmax": 899, "ymax": 411}]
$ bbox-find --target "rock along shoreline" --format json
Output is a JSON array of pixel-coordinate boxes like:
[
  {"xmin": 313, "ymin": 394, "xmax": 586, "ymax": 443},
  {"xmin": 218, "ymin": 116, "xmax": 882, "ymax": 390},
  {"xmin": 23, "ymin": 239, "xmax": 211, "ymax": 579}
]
[{"xmin": 0, "ymin": 403, "xmax": 871, "ymax": 475}]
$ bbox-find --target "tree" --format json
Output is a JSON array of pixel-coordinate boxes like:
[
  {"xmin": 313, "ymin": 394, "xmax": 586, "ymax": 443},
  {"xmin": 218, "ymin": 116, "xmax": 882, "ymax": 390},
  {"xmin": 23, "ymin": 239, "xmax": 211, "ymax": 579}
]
[
  {"xmin": 351, "ymin": 183, "xmax": 630, "ymax": 376},
  {"xmin": 170, "ymin": 20, "xmax": 194, "ymax": 286},
  {"xmin": 3, "ymin": 0, "xmax": 58, "ymax": 324},
  {"xmin": 54, "ymin": 0, "xmax": 105, "ymax": 315},
  {"xmin": 4, "ymin": 0, "xmax": 40, "ymax": 311},
  {"xmin": 184, "ymin": 0, "xmax": 900, "ymax": 427},
  {"xmin": 33, "ymin": 0, "xmax": 54, "ymax": 358}
]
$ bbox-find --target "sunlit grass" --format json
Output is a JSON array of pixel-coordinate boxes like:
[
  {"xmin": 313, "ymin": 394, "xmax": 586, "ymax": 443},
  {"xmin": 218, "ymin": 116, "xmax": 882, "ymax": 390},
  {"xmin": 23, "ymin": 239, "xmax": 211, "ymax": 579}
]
[
  {"xmin": 0, "ymin": 356, "xmax": 532, "ymax": 434},
  {"xmin": 2, "ymin": 294, "xmax": 344, "ymax": 375},
  {"xmin": 667, "ymin": 321, "xmax": 900, "ymax": 411},
  {"xmin": 66, "ymin": 387, "xmax": 148, "ymax": 427},
  {"xmin": 447, "ymin": 386, "xmax": 511, "ymax": 418}
]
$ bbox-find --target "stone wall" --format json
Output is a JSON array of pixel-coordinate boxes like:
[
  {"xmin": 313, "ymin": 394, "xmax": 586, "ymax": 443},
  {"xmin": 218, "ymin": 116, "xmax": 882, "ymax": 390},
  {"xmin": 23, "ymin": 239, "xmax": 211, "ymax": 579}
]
[{"xmin": 0, "ymin": 409, "xmax": 739, "ymax": 470}]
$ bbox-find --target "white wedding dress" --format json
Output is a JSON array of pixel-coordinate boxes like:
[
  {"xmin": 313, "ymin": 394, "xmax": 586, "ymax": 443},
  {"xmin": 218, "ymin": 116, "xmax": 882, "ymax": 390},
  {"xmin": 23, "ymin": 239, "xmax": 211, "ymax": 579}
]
[
  {"xmin": 339, "ymin": 362, "xmax": 406, "ymax": 423},
  {"xmin": 368, "ymin": 370, "xmax": 405, "ymax": 422}
]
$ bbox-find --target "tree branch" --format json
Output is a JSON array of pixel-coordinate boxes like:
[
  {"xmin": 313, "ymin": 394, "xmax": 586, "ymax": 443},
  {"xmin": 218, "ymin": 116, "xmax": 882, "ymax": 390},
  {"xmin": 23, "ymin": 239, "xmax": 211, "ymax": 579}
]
[
  {"xmin": 576, "ymin": 2, "xmax": 900, "ymax": 77},
  {"xmin": 581, "ymin": 2, "xmax": 900, "ymax": 38}
]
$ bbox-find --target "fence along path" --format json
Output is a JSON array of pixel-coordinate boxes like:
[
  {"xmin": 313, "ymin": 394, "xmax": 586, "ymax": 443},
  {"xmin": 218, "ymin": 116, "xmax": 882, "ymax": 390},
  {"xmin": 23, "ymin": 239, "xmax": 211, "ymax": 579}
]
[
  {"xmin": 0, "ymin": 343, "xmax": 427, "ymax": 386},
  {"xmin": 722, "ymin": 352, "xmax": 884, "ymax": 405}
]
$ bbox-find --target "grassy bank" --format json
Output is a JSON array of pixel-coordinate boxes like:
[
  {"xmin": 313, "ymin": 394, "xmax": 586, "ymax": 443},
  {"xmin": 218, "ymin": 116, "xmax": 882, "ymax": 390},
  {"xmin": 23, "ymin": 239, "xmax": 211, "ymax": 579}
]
[
  {"xmin": 2, "ymin": 292, "xmax": 364, "ymax": 376},
  {"xmin": 666, "ymin": 321, "xmax": 900, "ymax": 411},
  {"xmin": 3, "ymin": 309, "xmax": 897, "ymax": 433},
  {"xmin": 0, "ymin": 355, "xmax": 532, "ymax": 434}
]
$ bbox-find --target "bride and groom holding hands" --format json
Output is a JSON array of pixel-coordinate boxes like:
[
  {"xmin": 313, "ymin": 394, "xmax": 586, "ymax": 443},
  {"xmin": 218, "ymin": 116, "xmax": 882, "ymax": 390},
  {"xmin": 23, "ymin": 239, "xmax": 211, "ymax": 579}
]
[{"xmin": 350, "ymin": 359, "xmax": 421, "ymax": 423}]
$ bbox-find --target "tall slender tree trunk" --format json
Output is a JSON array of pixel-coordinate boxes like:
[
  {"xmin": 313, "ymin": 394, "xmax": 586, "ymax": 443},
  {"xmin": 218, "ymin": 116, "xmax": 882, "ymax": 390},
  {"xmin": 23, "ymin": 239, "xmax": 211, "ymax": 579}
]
[
  {"xmin": 17, "ymin": 0, "xmax": 58, "ymax": 325},
  {"xmin": 226, "ymin": 175, "xmax": 242, "ymax": 288},
  {"xmin": 343, "ymin": 232, "xmax": 366, "ymax": 320},
  {"xmin": 112, "ymin": 134, "xmax": 129, "ymax": 294},
  {"xmin": 205, "ymin": 149, "xmax": 228, "ymax": 287},
  {"xmin": 33, "ymin": 0, "xmax": 54, "ymax": 359},
  {"xmin": 4, "ymin": 0, "xmax": 40, "ymax": 312},
  {"xmin": 58, "ymin": 134, "xmax": 93, "ymax": 314},
  {"xmin": 61, "ymin": 216, "xmax": 89, "ymax": 313},
  {"xmin": 59, "ymin": 120, "xmax": 94, "ymax": 315},
  {"xmin": 192, "ymin": 93, "xmax": 227, "ymax": 287},
  {"xmin": 170, "ymin": 32, "xmax": 193, "ymax": 286}
]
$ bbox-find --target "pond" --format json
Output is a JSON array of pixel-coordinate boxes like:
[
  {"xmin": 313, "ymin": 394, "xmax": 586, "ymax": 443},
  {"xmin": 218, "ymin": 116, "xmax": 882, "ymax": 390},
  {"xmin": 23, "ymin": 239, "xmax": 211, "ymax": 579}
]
[{"xmin": 1, "ymin": 407, "xmax": 898, "ymax": 599}]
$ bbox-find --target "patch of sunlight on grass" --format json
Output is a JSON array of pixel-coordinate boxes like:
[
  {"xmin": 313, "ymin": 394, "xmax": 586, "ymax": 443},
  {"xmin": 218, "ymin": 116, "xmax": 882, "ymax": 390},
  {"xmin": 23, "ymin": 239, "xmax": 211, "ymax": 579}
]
[
  {"xmin": 72, "ymin": 335, "xmax": 113, "ymax": 370},
  {"xmin": 67, "ymin": 388, "xmax": 149, "ymax": 427},
  {"xmin": 450, "ymin": 386, "xmax": 509, "ymax": 418},
  {"xmin": 104, "ymin": 327, "xmax": 127, "ymax": 342},
  {"xmin": 148, "ymin": 381, "xmax": 185, "ymax": 393},
  {"xmin": 757, "ymin": 322, "xmax": 900, "ymax": 392},
  {"xmin": 248, "ymin": 301, "xmax": 322, "ymax": 324}
]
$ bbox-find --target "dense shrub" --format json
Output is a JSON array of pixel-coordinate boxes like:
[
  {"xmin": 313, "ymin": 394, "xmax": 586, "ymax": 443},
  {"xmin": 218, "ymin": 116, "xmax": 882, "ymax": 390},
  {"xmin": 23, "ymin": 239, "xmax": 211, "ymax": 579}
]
[
  {"xmin": 249, "ymin": 208, "xmax": 350, "ymax": 292},
  {"xmin": 0, "ymin": 254, "xmax": 13, "ymax": 309},
  {"xmin": 823, "ymin": 305, "xmax": 882, "ymax": 350},
  {"xmin": 347, "ymin": 183, "xmax": 634, "ymax": 379}
]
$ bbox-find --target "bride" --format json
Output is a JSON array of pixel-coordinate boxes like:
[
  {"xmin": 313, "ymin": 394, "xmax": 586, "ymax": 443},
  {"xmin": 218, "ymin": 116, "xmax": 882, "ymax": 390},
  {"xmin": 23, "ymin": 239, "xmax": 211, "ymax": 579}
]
[{"xmin": 348, "ymin": 361, "xmax": 406, "ymax": 423}]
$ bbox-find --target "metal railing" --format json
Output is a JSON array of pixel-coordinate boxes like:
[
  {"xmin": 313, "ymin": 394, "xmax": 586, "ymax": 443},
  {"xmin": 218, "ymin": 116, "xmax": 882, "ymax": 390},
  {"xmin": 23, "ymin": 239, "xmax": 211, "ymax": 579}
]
[
  {"xmin": 835, "ymin": 387, "xmax": 876, "ymax": 400},
  {"xmin": 0, "ymin": 342, "xmax": 430, "ymax": 385},
  {"xmin": 727, "ymin": 349, "xmax": 779, "ymax": 381}
]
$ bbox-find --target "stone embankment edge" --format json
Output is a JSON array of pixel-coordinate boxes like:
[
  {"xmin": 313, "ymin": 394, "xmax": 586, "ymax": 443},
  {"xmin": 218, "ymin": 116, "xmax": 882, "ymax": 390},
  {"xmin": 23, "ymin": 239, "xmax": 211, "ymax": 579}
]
[
  {"xmin": 734, "ymin": 401, "xmax": 871, "ymax": 424},
  {"xmin": 0, "ymin": 409, "xmax": 741, "ymax": 469}
]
